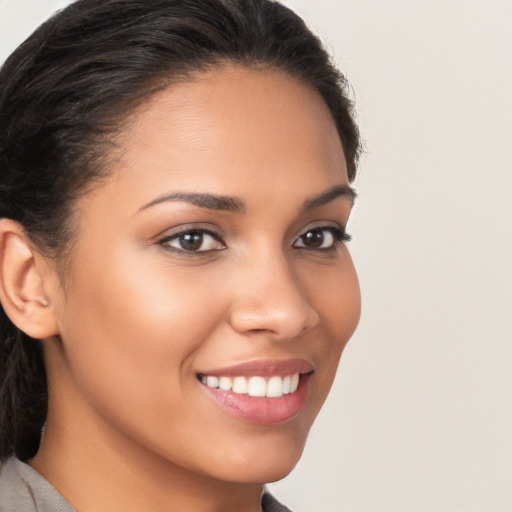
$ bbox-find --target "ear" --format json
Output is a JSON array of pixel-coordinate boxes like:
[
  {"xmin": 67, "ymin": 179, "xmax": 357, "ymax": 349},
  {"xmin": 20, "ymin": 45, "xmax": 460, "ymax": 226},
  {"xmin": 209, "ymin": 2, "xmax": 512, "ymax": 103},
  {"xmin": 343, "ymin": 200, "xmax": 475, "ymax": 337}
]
[{"xmin": 0, "ymin": 218, "xmax": 60, "ymax": 339}]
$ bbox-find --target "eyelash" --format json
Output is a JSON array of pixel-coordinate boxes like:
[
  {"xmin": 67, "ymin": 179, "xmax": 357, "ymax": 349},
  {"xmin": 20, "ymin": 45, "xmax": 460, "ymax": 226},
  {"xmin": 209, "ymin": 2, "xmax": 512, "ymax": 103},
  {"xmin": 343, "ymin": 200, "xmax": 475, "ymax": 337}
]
[
  {"xmin": 293, "ymin": 226, "xmax": 352, "ymax": 252},
  {"xmin": 157, "ymin": 228, "xmax": 226, "ymax": 254},
  {"xmin": 157, "ymin": 226, "xmax": 351, "ymax": 254}
]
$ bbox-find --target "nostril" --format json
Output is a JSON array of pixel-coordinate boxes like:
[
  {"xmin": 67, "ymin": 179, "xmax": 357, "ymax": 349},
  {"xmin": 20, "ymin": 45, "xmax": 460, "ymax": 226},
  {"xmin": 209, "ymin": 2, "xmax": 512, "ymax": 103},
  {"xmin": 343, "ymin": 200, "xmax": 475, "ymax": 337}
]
[{"xmin": 228, "ymin": 300, "xmax": 319, "ymax": 340}]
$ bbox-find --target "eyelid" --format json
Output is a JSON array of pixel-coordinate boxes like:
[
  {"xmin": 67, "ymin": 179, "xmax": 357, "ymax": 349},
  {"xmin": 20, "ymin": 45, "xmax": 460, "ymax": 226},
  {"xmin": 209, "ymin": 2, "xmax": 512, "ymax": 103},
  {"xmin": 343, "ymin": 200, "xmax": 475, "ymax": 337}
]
[
  {"xmin": 153, "ymin": 222, "xmax": 350, "ymax": 255},
  {"xmin": 296, "ymin": 221, "xmax": 350, "ymax": 238},
  {"xmin": 293, "ymin": 224, "xmax": 351, "ymax": 250},
  {"xmin": 156, "ymin": 225, "xmax": 226, "ymax": 253}
]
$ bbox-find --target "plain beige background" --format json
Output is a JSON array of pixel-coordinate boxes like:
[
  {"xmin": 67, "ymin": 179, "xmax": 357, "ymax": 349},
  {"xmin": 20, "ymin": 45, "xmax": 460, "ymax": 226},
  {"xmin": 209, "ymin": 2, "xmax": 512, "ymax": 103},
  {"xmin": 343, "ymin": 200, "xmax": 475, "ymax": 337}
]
[{"xmin": 1, "ymin": 1, "xmax": 511, "ymax": 511}]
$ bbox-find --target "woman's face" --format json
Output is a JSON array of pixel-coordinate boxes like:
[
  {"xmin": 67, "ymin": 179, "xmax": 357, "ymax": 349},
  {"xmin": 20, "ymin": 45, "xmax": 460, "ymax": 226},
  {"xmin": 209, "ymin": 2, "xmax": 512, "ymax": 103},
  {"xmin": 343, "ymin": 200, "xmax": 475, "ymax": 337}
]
[{"xmin": 45, "ymin": 65, "xmax": 360, "ymax": 484}]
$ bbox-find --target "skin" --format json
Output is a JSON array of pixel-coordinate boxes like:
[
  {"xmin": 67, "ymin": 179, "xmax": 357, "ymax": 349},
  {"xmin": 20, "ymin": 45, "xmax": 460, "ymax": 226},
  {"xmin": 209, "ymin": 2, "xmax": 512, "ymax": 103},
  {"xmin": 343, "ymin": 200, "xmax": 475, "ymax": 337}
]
[{"xmin": 20, "ymin": 65, "xmax": 360, "ymax": 512}]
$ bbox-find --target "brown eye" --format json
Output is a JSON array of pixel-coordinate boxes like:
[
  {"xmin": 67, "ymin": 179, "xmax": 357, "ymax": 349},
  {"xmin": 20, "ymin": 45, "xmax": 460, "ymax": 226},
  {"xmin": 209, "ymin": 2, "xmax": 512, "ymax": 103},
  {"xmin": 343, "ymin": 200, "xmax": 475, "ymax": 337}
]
[
  {"xmin": 301, "ymin": 229, "xmax": 327, "ymax": 248},
  {"xmin": 160, "ymin": 230, "xmax": 225, "ymax": 252},
  {"xmin": 179, "ymin": 232, "xmax": 204, "ymax": 251},
  {"xmin": 294, "ymin": 227, "xmax": 348, "ymax": 250}
]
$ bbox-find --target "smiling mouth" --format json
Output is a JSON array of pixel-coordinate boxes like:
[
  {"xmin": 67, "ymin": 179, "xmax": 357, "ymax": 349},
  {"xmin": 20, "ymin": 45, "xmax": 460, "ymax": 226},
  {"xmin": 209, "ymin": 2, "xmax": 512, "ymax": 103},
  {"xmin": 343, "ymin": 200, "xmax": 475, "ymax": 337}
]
[
  {"xmin": 196, "ymin": 361, "xmax": 313, "ymax": 424},
  {"xmin": 198, "ymin": 373, "xmax": 301, "ymax": 398}
]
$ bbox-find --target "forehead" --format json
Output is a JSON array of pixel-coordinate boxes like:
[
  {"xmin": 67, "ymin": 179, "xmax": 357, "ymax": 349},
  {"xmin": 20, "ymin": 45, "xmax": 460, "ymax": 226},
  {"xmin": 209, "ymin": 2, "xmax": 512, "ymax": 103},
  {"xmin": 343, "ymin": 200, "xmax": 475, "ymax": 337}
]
[{"xmin": 82, "ymin": 64, "xmax": 348, "ymax": 220}]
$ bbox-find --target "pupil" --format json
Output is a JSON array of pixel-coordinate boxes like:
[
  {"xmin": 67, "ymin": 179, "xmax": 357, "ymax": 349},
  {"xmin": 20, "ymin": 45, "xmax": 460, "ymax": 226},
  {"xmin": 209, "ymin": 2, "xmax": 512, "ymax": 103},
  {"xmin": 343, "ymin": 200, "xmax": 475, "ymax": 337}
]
[
  {"xmin": 304, "ymin": 229, "xmax": 324, "ymax": 248},
  {"xmin": 180, "ymin": 232, "xmax": 203, "ymax": 251}
]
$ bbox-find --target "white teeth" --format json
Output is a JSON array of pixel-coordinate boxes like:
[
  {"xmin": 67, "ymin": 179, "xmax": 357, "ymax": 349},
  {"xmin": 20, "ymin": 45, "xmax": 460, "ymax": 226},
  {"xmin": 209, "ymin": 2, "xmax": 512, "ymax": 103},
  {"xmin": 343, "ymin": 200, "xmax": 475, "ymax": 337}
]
[
  {"xmin": 248, "ymin": 376, "xmax": 267, "ymax": 397},
  {"xmin": 266, "ymin": 376, "xmax": 283, "ymax": 398},
  {"xmin": 206, "ymin": 376, "xmax": 219, "ymax": 388},
  {"xmin": 282, "ymin": 375, "xmax": 291, "ymax": 395},
  {"xmin": 232, "ymin": 376, "xmax": 248, "ymax": 394},
  {"xmin": 201, "ymin": 373, "xmax": 301, "ymax": 398},
  {"xmin": 290, "ymin": 373, "xmax": 300, "ymax": 393},
  {"xmin": 218, "ymin": 376, "xmax": 232, "ymax": 391}
]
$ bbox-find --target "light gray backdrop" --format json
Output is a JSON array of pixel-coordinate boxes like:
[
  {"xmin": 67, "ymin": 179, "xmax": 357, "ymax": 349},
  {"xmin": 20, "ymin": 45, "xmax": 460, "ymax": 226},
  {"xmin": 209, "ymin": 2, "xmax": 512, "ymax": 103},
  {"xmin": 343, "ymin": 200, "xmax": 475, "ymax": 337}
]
[{"xmin": 1, "ymin": 1, "xmax": 511, "ymax": 511}]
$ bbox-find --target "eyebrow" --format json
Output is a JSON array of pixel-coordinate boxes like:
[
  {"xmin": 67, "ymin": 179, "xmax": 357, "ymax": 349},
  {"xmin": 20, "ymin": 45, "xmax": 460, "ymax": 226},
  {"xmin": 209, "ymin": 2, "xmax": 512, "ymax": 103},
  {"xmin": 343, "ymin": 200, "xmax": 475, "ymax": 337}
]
[
  {"xmin": 139, "ymin": 184, "xmax": 356, "ymax": 213},
  {"xmin": 301, "ymin": 185, "xmax": 357, "ymax": 211},
  {"xmin": 139, "ymin": 192, "xmax": 245, "ymax": 212}
]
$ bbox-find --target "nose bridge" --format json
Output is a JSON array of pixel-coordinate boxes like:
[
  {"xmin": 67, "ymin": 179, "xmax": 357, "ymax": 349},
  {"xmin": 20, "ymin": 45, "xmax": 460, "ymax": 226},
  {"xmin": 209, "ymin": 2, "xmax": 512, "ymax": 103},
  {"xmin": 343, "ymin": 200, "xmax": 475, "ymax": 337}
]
[{"xmin": 228, "ymin": 247, "xmax": 319, "ymax": 339}]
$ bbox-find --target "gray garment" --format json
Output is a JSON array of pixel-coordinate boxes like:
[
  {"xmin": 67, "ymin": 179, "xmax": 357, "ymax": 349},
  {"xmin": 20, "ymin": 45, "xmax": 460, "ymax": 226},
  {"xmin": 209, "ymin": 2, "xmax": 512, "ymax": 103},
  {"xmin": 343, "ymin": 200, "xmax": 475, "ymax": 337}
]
[
  {"xmin": 0, "ymin": 458, "xmax": 291, "ymax": 512},
  {"xmin": 0, "ymin": 458, "xmax": 73, "ymax": 512}
]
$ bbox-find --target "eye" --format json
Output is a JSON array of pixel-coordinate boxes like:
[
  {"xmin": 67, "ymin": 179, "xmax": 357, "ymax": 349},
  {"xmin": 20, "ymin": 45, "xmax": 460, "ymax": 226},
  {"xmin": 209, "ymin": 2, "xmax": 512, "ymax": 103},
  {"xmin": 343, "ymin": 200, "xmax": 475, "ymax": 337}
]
[
  {"xmin": 158, "ymin": 229, "xmax": 225, "ymax": 253},
  {"xmin": 293, "ymin": 226, "xmax": 350, "ymax": 250}
]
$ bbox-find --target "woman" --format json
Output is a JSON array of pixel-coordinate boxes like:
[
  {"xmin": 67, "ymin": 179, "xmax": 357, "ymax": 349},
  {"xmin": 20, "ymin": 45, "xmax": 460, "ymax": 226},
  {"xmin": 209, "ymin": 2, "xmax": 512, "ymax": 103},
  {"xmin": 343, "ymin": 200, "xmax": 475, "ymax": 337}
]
[{"xmin": 0, "ymin": 0, "xmax": 361, "ymax": 510}]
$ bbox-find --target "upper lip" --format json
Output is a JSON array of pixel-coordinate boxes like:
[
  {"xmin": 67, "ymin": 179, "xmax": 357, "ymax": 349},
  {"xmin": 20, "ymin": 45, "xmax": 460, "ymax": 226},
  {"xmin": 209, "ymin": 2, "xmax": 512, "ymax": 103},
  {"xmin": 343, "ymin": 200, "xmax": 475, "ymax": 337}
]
[{"xmin": 197, "ymin": 358, "xmax": 314, "ymax": 378}]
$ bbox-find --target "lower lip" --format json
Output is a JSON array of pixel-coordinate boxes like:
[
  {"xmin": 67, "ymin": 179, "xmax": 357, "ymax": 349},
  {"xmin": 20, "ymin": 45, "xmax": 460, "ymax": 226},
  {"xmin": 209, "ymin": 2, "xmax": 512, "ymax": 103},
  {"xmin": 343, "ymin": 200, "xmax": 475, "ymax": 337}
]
[{"xmin": 199, "ymin": 374, "xmax": 310, "ymax": 425}]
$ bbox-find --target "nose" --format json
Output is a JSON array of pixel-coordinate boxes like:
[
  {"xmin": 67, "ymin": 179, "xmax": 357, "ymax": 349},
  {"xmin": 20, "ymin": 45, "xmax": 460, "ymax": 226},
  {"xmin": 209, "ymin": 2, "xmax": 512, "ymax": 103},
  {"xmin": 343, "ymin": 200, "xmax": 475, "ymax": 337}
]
[{"xmin": 227, "ymin": 254, "xmax": 319, "ymax": 341}]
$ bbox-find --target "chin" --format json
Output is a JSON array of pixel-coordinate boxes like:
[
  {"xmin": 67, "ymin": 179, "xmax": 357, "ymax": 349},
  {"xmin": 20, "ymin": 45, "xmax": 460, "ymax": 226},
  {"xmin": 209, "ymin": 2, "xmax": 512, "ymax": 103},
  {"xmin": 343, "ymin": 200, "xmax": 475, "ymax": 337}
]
[
  {"xmin": 207, "ymin": 431, "xmax": 308, "ymax": 485},
  {"xmin": 221, "ymin": 456, "xmax": 303, "ymax": 485}
]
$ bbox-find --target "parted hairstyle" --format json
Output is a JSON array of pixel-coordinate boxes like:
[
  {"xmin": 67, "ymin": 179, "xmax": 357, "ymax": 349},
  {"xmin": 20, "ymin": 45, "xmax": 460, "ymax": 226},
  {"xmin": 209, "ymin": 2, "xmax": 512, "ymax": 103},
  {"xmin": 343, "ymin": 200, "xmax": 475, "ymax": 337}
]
[{"xmin": 0, "ymin": 0, "xmax": 361, "ymax": 462}]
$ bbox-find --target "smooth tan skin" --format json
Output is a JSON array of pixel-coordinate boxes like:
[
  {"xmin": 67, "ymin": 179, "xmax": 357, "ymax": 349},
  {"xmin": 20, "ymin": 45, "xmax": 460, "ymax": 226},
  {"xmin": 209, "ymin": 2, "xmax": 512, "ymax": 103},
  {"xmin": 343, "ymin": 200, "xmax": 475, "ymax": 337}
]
[{"xmin": 0, "ymin": 65, "xmax": 360, "ymax": 512}]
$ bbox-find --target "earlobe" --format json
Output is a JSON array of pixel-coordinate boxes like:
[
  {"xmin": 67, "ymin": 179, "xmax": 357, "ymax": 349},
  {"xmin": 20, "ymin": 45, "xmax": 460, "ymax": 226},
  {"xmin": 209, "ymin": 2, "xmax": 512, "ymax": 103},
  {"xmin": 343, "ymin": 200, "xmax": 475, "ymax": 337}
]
[{"xmin": 0, "ymin": 218, "xmax": 59, "ymax": 339}]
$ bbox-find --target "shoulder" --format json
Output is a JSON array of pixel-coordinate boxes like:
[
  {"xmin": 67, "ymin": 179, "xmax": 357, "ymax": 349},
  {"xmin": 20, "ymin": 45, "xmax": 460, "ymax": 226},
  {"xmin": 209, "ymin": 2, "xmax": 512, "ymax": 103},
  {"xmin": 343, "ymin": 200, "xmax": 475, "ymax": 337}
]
[
  {"xmin": 1, "ymin": 460, "xmax": 291, "ymax": 512},
  {"xmin": 261, "ymin": 491, "xmax": 294, "ymax": 512},
  {"xmin": 0, "ymin": 458, "xmax": 75, "ymax": 512},
  {"xmin": 0, "ymin": 458, "xmax": 36, "ymax": 512}
]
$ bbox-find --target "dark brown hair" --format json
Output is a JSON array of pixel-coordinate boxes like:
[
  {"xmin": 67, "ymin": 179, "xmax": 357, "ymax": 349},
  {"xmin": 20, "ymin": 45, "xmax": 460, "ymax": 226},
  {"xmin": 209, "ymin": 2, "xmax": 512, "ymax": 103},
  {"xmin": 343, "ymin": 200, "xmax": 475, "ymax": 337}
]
[{"xmin": 0, "ymin": 0, "xmax": 361, "ymax": 461}]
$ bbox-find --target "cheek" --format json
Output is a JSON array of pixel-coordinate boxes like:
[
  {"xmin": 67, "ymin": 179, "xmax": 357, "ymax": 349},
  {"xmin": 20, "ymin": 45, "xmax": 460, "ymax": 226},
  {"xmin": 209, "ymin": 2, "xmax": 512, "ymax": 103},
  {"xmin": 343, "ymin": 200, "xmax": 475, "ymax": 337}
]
[
  {"xmin": 55, "ymin": 249, "xmax": 227, "ymax": 418},
  {"xmin": 305, "ymin": 254, "xmax": 361, "ymax": 398},
  {"xmin": 308, "ymin": 252, "xmax": 361, "ymax": 342}
]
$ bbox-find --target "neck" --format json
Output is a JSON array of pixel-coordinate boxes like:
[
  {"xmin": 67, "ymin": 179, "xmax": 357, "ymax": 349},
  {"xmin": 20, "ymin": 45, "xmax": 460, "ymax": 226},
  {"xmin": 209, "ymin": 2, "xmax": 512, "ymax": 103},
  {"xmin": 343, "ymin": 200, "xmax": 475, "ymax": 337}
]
[{"xmin": 30, "ymin": 399, "xmax": 264, "ymax": 512}]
